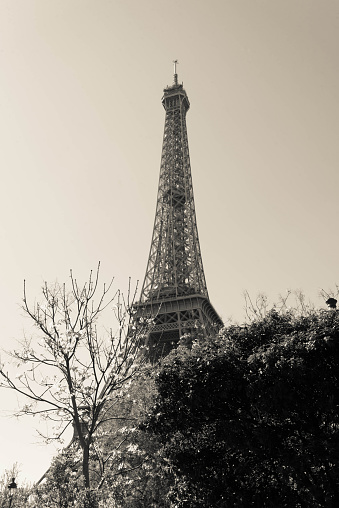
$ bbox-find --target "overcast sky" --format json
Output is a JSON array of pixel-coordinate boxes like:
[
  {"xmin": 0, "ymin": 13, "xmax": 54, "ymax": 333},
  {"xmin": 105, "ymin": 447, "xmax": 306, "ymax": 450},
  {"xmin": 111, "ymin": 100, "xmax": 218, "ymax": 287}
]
[{"xmin": 0, "ymin": 0, "xmax": 338, "ymax": 484}]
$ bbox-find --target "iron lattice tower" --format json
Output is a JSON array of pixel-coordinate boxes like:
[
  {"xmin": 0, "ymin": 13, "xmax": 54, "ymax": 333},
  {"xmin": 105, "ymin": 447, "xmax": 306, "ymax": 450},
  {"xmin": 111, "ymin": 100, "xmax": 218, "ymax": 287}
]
[{"xmin": 135, "ymin": 65, "xmax": 222, "ymax": 357}]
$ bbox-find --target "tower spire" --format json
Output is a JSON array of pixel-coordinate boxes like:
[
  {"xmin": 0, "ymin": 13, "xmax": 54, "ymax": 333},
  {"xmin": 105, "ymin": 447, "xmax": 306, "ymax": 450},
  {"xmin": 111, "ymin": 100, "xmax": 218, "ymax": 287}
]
[
  {"xmin": 134, "ymin": 72, "xmax": 222, "ymax": 360},
  {"xmin": 173, "ymin": 59, "xmax": 178, "ymax": 85}
]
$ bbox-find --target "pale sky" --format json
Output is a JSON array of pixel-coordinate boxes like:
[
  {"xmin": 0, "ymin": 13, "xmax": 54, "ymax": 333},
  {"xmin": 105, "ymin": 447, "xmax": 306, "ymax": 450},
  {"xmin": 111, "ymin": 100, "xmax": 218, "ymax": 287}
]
[{"xmin": 0, "ymin": 0, "xmax": 338, "ymax": 484}]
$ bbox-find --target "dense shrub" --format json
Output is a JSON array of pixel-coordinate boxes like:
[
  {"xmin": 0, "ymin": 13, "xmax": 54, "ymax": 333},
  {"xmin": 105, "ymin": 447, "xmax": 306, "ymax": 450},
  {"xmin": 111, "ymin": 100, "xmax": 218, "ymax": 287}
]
[{"xmin": 143, "ymin": 309, "xmax": 339, "ymax": 507}]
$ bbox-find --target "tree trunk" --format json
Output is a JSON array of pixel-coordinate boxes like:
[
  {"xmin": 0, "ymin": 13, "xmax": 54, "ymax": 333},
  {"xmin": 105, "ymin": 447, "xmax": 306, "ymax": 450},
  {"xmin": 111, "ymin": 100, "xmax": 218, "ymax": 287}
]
[{"xmin": 82, "ymin": 443, "xmax": 90, "ymax": 489}]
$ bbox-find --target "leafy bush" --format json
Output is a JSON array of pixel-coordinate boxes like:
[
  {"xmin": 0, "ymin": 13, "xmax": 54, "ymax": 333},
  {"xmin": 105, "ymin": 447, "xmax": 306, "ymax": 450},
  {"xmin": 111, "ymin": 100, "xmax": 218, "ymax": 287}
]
[{"xmin": 143, "ymin": 309, "xmax": 339, "ymax": 507}]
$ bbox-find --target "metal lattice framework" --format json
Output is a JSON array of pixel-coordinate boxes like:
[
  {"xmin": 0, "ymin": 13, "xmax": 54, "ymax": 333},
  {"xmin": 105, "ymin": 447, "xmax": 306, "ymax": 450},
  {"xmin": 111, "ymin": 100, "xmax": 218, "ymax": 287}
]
[
  {"xmin": 140, "ymin": 78, "xmax": 207, "ymax": 302},
  {"xmin": 135, "ymin": 68, "xmax": 222, "ymax": 357}
]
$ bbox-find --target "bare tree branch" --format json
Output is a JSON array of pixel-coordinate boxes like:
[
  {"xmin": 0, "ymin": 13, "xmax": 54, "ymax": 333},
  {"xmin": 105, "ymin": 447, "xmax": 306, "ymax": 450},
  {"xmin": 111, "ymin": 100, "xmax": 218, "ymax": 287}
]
[{"xmin": 0, "ymin": 265, "xmax": 147, "ymax": 491}]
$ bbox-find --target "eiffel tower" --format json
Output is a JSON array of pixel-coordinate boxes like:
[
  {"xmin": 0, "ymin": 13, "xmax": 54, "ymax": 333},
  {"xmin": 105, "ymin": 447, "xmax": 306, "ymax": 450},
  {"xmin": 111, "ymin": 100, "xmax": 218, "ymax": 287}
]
[{"xmin": 134, "ymin": 63, "xmax": 222, "ymax": 358}]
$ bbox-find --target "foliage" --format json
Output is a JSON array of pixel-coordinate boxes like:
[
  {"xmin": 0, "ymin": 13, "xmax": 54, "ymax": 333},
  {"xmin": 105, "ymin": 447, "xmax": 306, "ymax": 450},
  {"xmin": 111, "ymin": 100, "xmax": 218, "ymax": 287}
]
[
  {"xmin": 30, "ymin": 450, "xmax": 85, "ymax": 507},
  {"xmin": 97, "ymin": 367, "xmax": 172, "ymax": 507},
  {"xmin": 29, "ymin": 368, "xmax": 172, "ymax": 507},
  {"xmin": 0, "ymin": 265, "xmax": 146, "ymax": 498},
  {"xmin": 143, "ymin": 308, "xmax": 339, "ymax": 507}
]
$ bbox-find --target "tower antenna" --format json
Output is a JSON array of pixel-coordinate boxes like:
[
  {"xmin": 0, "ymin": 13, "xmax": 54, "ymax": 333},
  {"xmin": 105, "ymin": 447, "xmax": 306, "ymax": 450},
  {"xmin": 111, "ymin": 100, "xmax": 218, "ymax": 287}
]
[{"xmin": 173, "ymin": 59, "xmax": 178, "ymax": 85}]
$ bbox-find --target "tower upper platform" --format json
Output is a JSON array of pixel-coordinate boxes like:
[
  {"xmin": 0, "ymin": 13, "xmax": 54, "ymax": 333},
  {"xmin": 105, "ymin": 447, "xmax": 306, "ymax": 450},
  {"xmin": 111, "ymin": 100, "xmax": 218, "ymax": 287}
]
[{"xmin": 162, "ymin": 82, "xmax": 190, "ymax": 112}]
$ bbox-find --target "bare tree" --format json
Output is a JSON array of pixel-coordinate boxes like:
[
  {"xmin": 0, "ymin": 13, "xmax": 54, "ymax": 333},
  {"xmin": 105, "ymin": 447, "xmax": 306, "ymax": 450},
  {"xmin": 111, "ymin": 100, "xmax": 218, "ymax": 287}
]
[
  {"xmin": 243, "ymin": 289, "xmax": 317, "ymax": 323},
  {"xmin": 243, "ymin": 290, "xmax": 269, "ymax": 322},
  {"xmin": 0, "ymin": 264, "xmax": 146, "ymax": 495}
]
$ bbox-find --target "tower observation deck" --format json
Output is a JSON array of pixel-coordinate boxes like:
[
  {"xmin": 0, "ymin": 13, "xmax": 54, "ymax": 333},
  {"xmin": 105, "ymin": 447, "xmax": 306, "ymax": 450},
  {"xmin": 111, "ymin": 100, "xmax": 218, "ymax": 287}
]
[{"xmin": 134, "ymin": 65, "xmax": 222, "ymax": 358}]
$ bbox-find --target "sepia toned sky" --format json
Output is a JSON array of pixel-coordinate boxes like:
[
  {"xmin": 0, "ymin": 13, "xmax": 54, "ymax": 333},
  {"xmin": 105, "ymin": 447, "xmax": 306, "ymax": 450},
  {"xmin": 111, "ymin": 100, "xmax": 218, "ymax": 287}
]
[{"xmin": 0, "ymin": 0, "xmax": 338, "ymax": 484}]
